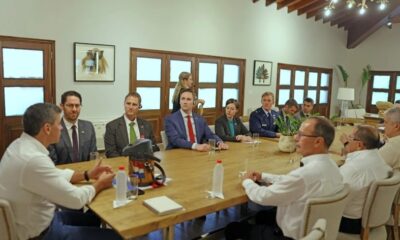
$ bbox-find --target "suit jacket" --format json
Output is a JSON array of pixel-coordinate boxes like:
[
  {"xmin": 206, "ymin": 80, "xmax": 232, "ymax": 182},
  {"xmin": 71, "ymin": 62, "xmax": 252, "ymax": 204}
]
[
  {"xmin": 49, "ymin": 119, "xmax": 97, "ymax": 165},
  {"xmin": 164, "ymin": 111, "xmax": 222, "ymax": 150},
  {"xmin": 295, "ymin": 110, "xmax": 310, "ymax": 119},
  {"xmin": 104, "ymin": 116, "xmax": 159, "ymax": 158},
  {"xmin": 215, "ymin": 115, "xmax": 250, "ymax": 142},
  {"xmin": 249, "ymin": 107, "xmax": 279, "ymax": 138}
]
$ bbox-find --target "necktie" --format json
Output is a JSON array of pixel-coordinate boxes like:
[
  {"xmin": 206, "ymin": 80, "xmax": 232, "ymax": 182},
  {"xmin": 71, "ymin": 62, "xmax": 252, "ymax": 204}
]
[
  {"xmin": 187, "ymin": 115, "xmax": 195, "ymax": 143},
  {"xmin": 71, "ymin": 125, "xmax": 79, "ymax": 162},
  {"xmin": 129, "ymin": 122, "xmax": 137, "ymax": 144}
]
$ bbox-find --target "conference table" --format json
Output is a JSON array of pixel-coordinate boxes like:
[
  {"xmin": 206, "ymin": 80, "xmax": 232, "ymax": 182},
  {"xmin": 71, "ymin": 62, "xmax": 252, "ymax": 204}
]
[{"xmin": 59, "ymin": 126, "xmax": 351, "ymax": 239}]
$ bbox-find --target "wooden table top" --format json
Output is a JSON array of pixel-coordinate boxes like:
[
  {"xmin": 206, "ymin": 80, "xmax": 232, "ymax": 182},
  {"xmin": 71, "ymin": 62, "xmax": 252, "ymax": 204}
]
[{"xmin": 59, "ymin": 126, "xmax": 352, "ymax": 239}]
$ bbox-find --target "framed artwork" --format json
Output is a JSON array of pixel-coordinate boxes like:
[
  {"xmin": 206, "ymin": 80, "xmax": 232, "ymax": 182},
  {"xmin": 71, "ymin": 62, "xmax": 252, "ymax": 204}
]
[
  {"xmin": 253, "ymin": 60, "xmax": 272, "ymax": 86},
  {"xmin": 74, "ymin": 42, "xmax": 115, "ymax": 82}
]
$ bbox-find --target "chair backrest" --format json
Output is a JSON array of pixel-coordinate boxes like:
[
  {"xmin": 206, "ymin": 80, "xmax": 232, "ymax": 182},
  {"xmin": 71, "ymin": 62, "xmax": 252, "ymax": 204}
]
[
  {"xmin": 160, "ymin": 130, "xmax": 169, "ymax": 150},
  {"xmin": 0, "ymin": 199, "xmax": 18, "ymax": 240},
  {"xmin": 208, "ymin": 125, "xmax": 215, "ymax": 134},
  {"xmin": 243, "ymin": 121, "xmax": 249, "ymax": 131},
  {"xmin": 361, "ymin": 171, "xmax": 400, "ymax": 228},
  {"xmin": 301, "ymin": 184, "xmax": 350, "ymax": 240},
  {"xmin": 300, "ymin": 218, "xmax": 327, "ymax": 240}
]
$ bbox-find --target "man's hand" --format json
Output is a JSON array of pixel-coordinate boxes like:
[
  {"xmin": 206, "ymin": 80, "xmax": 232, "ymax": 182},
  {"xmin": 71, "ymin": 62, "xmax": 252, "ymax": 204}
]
[
  {"xmin": 217, "ymin": 142, "xmax": 229, "ymax": 150},
  {"xmin": 93, "ymin": 172, "xmax": 115, "ymax": 193},
  {"xmin": 195, "ymin": 143, "xmax": 210, "ymax": 152},
  {"xmin": 340, "ymin": 133, "xmax": 349, "ymax": 144},
  {"xmin": 88, "ymin": 159, "xmax": 113, "ymax": 180},
  {"xmin": 275, "ymin": 133, "xmax": 281, "ymax": 138},
  {"xmin": 243, "ymin": 171, "xmax": 261, "ymax": 181},
  {"xmin": 236, "ymin": 135, "xmax": 252, "ymax": 142}
]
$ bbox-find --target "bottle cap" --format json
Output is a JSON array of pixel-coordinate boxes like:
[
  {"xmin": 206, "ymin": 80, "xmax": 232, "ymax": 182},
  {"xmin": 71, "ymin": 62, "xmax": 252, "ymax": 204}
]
[
  {"xmin": 118, "ymin": 166, "xmax": 125, "ymax": 170},
  {"xmin": 216, "ymin": 159, "xmax": 222, "ymax": 164}
]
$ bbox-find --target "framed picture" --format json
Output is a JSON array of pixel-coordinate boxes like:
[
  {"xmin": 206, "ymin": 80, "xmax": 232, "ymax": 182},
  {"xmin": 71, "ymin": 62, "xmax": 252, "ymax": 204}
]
[
  {"xmin": 74, "ymin": 42, "xmax": 115, "ymax": 82},
  {"xmin": 253, "ymin": 60, "xmax": 272, "ymax": 86}
]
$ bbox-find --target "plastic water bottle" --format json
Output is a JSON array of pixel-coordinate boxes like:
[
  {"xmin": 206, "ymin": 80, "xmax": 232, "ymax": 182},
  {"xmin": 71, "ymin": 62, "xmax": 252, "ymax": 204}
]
[
  {"xmin": 212, "ymin": 159, "xmax": 224, "ymax": 195},
  {"xmin": 116, "ymin": 166, "xmax": 127, "ymax": 202}
]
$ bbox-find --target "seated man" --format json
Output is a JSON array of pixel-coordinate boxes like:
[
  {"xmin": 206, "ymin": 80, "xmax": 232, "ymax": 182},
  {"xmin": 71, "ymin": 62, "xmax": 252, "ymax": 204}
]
[
  {"xmin": 379, "ymin": 107, "xmax": 400, "ymax": 170},
  {"xmin": 49, "ymin": 90, "xmax": 97, "ymax": 164},
  {"xmin": 249, "ymin": 91, "xmax": 280, "ymax": 138},
  {"xmin": 104, "ymin": 92, "xmax": 159, "ymax": 158},
  {"xmin": 278, "ymin": 98, "xmax": 300, "ymax": 125},
  {"xmin": 165, "ymin": 89, "xmax": 229, "ymax": 151},
  {"xmin": 295, "ymin": 97, "xmax": 315, "ymax": 118},
  {"xmin": 339, "ymin": 125, "xmax": 392, "ymax": 234},
  {"xmin": 0, "ymin": 103, "xmax": 120, "ymax": 240},
  {"xmin": 225, "ymin": 116, "xmax": 344, "ymax": 240}
]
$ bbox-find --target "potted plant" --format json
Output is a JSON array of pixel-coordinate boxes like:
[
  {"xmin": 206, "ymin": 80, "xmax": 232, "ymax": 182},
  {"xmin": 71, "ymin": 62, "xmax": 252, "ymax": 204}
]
[{"xmin": 275, "ymin": 116, "xmax": 302, "ymax": 152}]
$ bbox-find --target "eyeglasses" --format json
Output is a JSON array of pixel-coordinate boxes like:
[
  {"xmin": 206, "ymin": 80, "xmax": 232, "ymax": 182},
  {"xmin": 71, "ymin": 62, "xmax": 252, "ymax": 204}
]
[
  {"xmin": 296, "ymin": 131, "xmax": 320, "ymax": 138},
  {"xmin": 64, "ymin": 104, "xmax": 81, "ymax": 108}
]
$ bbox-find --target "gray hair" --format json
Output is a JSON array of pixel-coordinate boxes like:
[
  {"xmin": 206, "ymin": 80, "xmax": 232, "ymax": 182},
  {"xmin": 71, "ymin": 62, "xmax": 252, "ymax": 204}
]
[
  {"xmin": 309, "ymin": 116, "xmax": 335, "ymax": 148},
  {"xmin": 385, "ymin": 107, "xmax": 400, "ymax": 124},
  {"xmin": 23, "ymin": 103, "xmax": 61, "ymax": 136}
]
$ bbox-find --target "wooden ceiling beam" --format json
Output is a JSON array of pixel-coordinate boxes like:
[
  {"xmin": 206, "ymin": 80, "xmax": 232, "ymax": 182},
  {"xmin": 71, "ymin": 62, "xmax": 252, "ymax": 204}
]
[
  {"xmin": 306, "ymin": 3, "xmax": 328, "ymax": 19},
  {"xmin": 347, "ymin": 1, "xmax": 400, "ymax": 48},
  {"xmin": 277, "ymin": 0, "xmax": 296, "ymax": 9},
  {"xmin": 326, "ymin": 8, "xmax": 351, "ymax": 25},
  {"xmin": 265, "ymin": 0, "xmax": 276, "ymax": 6},
  {"xmin": 252, "ymin": 0, "xmax": 260, "ymax": 3},
  {"xmin": 298, "ymin": 0, "xmax": 327, "ymax": 16},
  {"xmin": 288, "ymin": 0, "xmax": 318, "ymax": 13},
  {"xmin": 321, "ymin": 1, "xmax": 347, "ymax": 23}
]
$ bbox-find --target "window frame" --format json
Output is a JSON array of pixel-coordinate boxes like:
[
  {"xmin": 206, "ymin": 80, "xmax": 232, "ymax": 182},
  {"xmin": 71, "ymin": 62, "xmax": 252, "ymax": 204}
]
[{"xmin": 366, "ymin": 71, "xmax": 400, "ymax": 113}]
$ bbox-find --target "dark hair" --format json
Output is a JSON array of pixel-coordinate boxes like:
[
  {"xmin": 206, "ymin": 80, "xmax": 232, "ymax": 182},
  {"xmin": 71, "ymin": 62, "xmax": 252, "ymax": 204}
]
[
  {"xmin": 284, "ymin": 98, "xmax": 299, "ymax": 110},
  {"xmin": 124, "ymin": 92, "xmax": 142, "ymax": 105},
  {"xmin": 61, "ymin": 91, "xmax": 82, "ymax": 105},
  {"xmin": 354, "ymin": 125, "xmax": 381, "ymax": 149},
  {"xmin": 23, "ymin": 103, "xmax": 61, "ymax": 136},
  {"xmin": 309, "ymin": 116, "xmax": 335, "ymax": 148},
  {"xmin": 304, "ymin": 97, "xmax": 314, "ymax": 105},
  {"xmin": 225, "ymin": 98, "xmax": 240, "ymax": 109}
]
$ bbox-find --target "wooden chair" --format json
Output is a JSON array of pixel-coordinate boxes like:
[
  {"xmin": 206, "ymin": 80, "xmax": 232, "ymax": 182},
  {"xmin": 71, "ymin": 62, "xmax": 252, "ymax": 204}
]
[
  {"xmin": 300, "ymin": 218, "xmax": 327, "ymax": 240},
  {"xmin": 160, "ymin": 130, "xmax": 169, "ymax": 150},
  {"xmin": 338, "ymin": 171, "xmax": 400, "ymax": 240},
  {"xmin": 301, "ymin": 184, "xmax": 350, "ymax": 240},
  {"xmin": 0, "ymin": 199, "xmax": 18, "ymax": 240}
]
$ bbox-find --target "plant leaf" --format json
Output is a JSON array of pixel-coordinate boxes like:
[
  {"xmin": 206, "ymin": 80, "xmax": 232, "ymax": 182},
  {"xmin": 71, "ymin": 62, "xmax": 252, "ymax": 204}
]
[{"xmin": 337, "ymin": 65, "xmax": 349, "ymax": 87}]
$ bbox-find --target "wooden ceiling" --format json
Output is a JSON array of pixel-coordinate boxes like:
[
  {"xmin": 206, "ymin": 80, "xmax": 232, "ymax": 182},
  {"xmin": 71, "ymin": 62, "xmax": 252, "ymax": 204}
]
[{"xmin": 252, "ymin": 0, "xmax": 400, "ymax": 48}]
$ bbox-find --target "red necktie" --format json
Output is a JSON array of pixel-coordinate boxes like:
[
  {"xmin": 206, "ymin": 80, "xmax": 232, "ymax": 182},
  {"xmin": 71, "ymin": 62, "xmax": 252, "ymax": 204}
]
[
  {"xmin": 72, "ymin": 125, "xmax": 79, "ymax": 162},
  {"xmin": 187, "ymin": 115, "xmax": 195, "ymax": 143}
]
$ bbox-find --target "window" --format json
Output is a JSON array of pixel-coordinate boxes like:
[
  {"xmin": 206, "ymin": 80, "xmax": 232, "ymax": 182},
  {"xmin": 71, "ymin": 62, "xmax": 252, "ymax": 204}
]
[
  {"xmin": 0, "ymin": 35, "xmax": 55, "ymax": 156},
  {"xmin": 130, "ymin": 48, "xmax": 245, "ymax": 142},
  {"xmin": 276, "ymin": 63, "xmax": 332, "ymax": 117},
  {"xmin": 366, "ymin": 71, "xmax": 400, "ymax": 113}
]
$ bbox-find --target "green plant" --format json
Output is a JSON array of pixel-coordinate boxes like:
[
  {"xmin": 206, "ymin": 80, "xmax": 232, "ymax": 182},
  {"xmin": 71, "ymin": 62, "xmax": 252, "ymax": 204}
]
[
  {"xmin": 337, "ymin": 65, "xmax": 349, "ymax": 87},
  {"xmin": 358, "ymin": 65, "xmax": 371, "ymax": 105},
  {"xmin": 274, "ymin": 116, "xmax": 302, "ymax": 136}
]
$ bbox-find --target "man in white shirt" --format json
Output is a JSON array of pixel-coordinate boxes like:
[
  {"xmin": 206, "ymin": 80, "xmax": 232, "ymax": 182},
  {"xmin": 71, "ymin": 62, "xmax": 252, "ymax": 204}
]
[
  {"xmin": 0, "ymin": 103, "xmax": 121, "ymax": 240},
  {"xmin": 339, "ymin": 125, "xmax": 392, "ymax": 234},
  {"xmin": 164, "ymin": 89, "xmax": 229, "ymax": 151},
  {"xmin": 225, "ymin": 116, "xmax": 344, "ymax": 240},
  {"xmin": 379, "ymin": 107, "xmax": 400, "ymax": 170}
]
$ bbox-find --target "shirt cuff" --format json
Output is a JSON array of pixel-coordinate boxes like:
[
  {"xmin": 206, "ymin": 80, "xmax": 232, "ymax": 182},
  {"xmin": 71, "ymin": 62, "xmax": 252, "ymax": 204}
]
[
  {"xmin": 242, "ymin": 178, "xmax": 255, "ymax": 188},
  {"xmin": 62, "ymin": 168, "xmax": 75, "ymax": 181},
  {"xmin": 191, "ymin": 143, "xmax": 197, "ymax": 150}
]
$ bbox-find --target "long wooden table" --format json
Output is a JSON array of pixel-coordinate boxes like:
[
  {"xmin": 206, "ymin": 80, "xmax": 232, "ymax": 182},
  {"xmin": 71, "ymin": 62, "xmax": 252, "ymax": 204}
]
[{"xmin": 59, "ymin": 126, "xmax": 351, "ymax": 239}]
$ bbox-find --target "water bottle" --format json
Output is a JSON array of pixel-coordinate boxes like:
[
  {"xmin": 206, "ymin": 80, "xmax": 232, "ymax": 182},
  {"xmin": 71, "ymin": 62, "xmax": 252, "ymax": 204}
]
[
  {"xmin": 212, "ymin": 159, "xmax": 224, "ymax": 195},
  {"xmin": 116, "ymin": 166, "xmax": 127, "ymax": 202}
]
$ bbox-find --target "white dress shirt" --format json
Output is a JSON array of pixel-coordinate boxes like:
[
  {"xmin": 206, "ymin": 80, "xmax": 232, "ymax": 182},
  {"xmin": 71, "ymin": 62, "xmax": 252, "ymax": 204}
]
[
  {"xmin": 379, "ymin": 135, "xmax": 400, "ymax": 170},
  {"xmin": 340, "ymin": 149, "xmax": 391, "ymax": 219},
  {"xmin": 180, "ymin": 109, "xmax": 198, "ymax": 149},
  {"xmin": 0, "ymin": 133, "xmax": 96, "ymax": 240},
  {"xmin": 124, "ymin": 115, "xmax": 140, "ymax": 142},
  {"xmin": 242, "ymin": 154, "xmax": 344, "ymax": 239}
]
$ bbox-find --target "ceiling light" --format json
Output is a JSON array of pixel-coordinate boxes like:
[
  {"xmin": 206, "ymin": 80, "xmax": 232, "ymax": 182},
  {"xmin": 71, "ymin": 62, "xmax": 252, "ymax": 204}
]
[
  {"xmin": 346, "ymin": 0, "xmax": 356, "ymax": 8},
  {"xmin": 324, "ymin": 0, "xmax": 390, "ymax": 17}
]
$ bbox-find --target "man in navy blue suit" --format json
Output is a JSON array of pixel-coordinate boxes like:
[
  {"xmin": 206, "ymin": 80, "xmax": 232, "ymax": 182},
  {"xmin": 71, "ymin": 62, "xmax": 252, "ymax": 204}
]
[
  {"xmin": 249, "ymin": 91, "xmax": 280, "ymax": 138},
  {"xmin": 164, "ymin": 89, "xmax": 229, "ymax": 151}
]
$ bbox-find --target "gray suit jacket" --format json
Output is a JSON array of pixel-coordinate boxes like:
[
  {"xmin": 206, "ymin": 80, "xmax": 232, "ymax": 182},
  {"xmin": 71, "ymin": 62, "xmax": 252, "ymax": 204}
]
[
  {"xmin": 49, "ymin": 119, "xmax": 97, "ymax": 165},
  {"xmin": 104, "ymin": 116, "xmax": 159, "ymax": 158}
]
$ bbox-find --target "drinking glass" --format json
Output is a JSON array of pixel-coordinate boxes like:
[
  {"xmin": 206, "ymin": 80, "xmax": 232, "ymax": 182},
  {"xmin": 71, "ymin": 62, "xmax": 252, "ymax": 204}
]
[
  {"xmin": 89, "ymin": 152, "xmax": 99, "ymax": 160},
  {"xmin": 208, "ymin": 139, "xmax": 216, "ymax": 161},
  {"xmin": 252, "ymin": 133, "xmax": 260, "ymax": 151},
  {"xmin": 128, "ymin": 174, "xmax": 139, "ymax": 200}
]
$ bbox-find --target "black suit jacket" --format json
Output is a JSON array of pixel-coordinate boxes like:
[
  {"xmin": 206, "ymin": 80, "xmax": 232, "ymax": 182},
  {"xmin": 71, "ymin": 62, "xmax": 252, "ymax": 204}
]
[
  {"xmin": 104, "ymin": 116, "xmax": 159, "ymax": 158},
  {"xmin": 49, "ymin": 119, "xmax": 97, "ymax": 165},
  {"xmin": 215, "ymin": 115, "xmax": 250, "ymax": 142}
]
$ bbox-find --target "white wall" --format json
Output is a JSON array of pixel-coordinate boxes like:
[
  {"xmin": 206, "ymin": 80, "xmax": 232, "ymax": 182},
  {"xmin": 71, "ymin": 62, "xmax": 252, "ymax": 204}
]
[{"xmin": 0, "ymin": 0, "xmax": 350, "ymax": 120}]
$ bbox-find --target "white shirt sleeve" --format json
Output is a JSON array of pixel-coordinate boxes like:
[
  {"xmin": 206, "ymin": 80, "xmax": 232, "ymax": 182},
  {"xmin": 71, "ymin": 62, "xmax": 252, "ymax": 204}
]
[
  {"xmin": 242, "ymin": 174, "xmax": 305, "ymax": 206},
  {"xmin": 20, "ymin": 156, "xmax": 96, "ymax": 210},
  {"xmin": 261, "ymin": 172, "xmax": 284, "ymax": 183}
]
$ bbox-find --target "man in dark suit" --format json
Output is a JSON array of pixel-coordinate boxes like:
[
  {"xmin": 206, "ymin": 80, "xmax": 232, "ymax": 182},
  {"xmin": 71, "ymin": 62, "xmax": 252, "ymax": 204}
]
[
  {"xmin": 249, "ymin": 91, "xmax": 280, "ymax": 138},
  {"xmin": 278, "ymin": 98, "xmax": 300, "ymax": 127},
  {"xmin": 164, "ymin": 89, "xmax": 229, "ymax": 151},
  {"xmin": 49, "ymin": 91, "xmax": 97, "ymax": 165},
  {"xmin": 104, "ymin": 92, "xmax": 159, "ymax": 158},
  {"xmin": 295, "ymin": 97, "xmax": 315, "ymax": 119}
]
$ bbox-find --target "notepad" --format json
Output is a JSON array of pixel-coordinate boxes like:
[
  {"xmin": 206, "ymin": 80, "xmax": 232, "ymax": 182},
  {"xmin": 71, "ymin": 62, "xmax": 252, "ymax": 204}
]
[{"xmin": 143, "ymin": 196, "xmax": 184, "ymax": 215}]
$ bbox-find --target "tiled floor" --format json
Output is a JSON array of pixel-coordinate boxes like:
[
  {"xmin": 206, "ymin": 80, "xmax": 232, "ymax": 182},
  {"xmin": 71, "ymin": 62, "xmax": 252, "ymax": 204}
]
[{"xmin": 135, "ymin": 204, "xmax": 255, "ymax": 240}]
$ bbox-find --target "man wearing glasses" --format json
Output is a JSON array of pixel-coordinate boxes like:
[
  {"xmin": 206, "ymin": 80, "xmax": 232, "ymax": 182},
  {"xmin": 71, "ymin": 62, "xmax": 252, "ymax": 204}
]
[
  {"xmin": 225, "ymin": 116, "xmax": 344, "ymax": 240},
  {"xmin": 339, "ymin": 125, "xmax": 391, "ymax": 234},
  {"xmin": 49, "ymin": 91, "xmax": 97, "ymax": 164}
]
